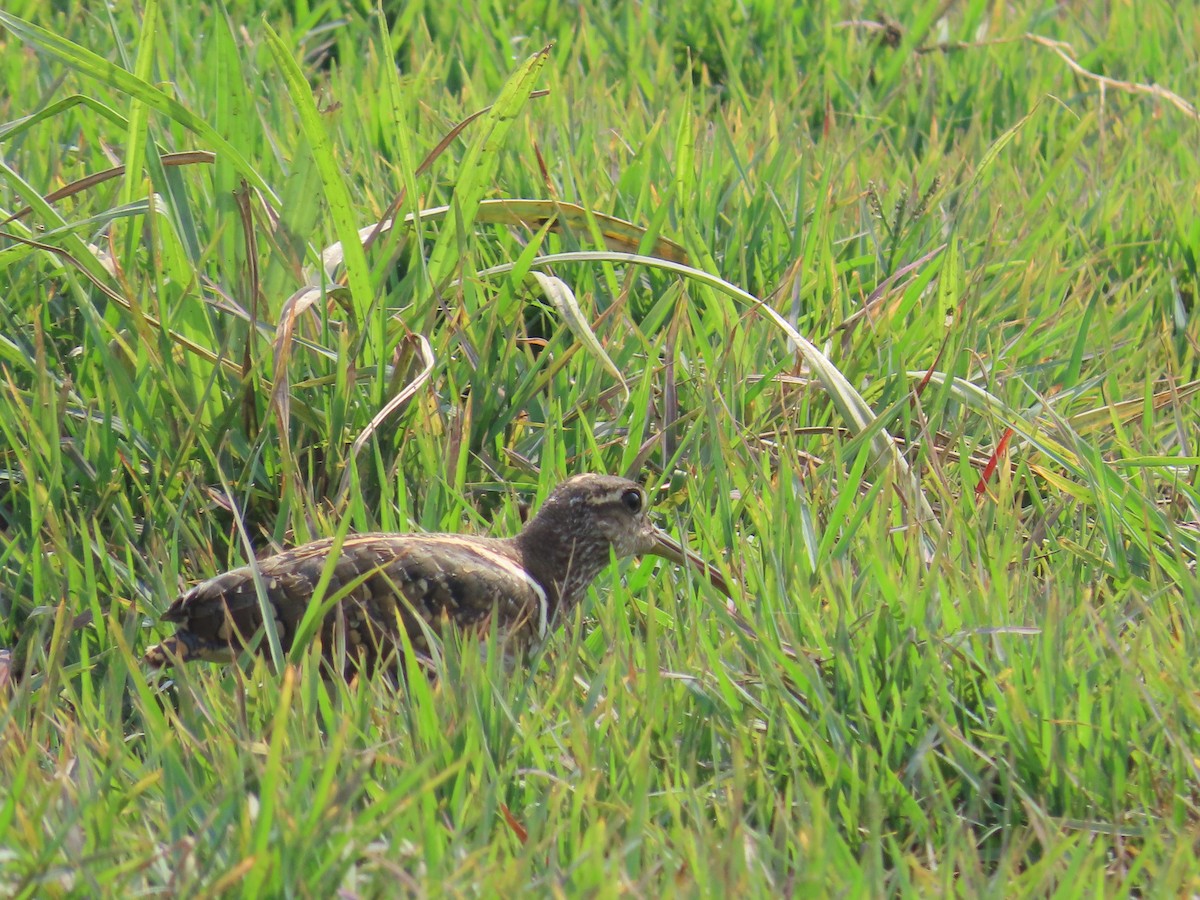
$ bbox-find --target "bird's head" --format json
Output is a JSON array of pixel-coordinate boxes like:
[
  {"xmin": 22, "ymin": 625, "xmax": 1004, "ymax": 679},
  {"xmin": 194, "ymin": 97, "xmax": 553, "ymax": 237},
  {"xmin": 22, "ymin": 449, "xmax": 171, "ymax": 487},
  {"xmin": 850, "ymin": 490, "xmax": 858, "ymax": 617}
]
[{"xmin": 515, "ymin": 473, "xmax": 726, "ymax": 608}]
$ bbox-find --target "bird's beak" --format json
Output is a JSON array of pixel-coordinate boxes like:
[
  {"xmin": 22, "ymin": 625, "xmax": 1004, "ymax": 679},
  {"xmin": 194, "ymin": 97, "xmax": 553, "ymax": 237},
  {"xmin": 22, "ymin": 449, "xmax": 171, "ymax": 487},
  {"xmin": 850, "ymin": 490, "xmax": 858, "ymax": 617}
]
[
  {"xmin": 647, "ymin": 526, "xmax": 811, "ymax": 667},
  {"xmin": 645, "ymin": 527, "xmax": 731, "ymax": 596}
]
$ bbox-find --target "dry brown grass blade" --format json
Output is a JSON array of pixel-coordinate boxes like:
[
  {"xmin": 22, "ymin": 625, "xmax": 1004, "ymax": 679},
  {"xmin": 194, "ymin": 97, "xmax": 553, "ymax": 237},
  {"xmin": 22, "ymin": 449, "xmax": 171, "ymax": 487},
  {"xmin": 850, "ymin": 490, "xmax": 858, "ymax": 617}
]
[
  {"xmin": 0, "ymin": 229, "xmax": 244, "ymax": 376},
  {"xmin": 1026, "ymin": 33, "xmax": 1199, "ymax": 121},
  {"xmin": 235, "ymin": 182, "xmax": 262, "ymax": 435},
  {"xmin": 846, "ymin": 20, "xmax": 1200, "ymax": 123},
  {"xmin": 333, "ymin": 333, "xmax": 435, "ymax": 508},
  {"xmin": 270, "ymin": 286, "xmax": 325, "ymax": 442},
  {"xmin": 1066, "ymin": 380, "xmax": 1200, "ymax": 436},
  {"xmin": 530, "ymin": 271, "xmax": 628, "ymax": 401},
  {"xmin": 0, "ymin": 151, "xmax": 216, "ymax": 227},
  {"xmin": 360, "ymin": 90, "xmax": 551, "ymax": 257},
  {"xmin": 662, "ymin": 303, "xmax": 684, "ymax": 463},
  {"xmin": 834, "ymin": 243, "xmax": 946, "ymax": 343},
  {"xmin": 319, "ymin": 199, "xmax": 689, "ymax": 282}
]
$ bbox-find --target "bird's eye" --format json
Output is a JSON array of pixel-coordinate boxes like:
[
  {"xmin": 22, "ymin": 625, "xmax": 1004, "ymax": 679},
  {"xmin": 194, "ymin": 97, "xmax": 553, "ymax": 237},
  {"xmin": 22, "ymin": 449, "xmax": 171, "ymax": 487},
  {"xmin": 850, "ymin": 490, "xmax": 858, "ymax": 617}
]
[{"xmin": 620, "ymin": 488, "xmax": 644, "ymax": 514}]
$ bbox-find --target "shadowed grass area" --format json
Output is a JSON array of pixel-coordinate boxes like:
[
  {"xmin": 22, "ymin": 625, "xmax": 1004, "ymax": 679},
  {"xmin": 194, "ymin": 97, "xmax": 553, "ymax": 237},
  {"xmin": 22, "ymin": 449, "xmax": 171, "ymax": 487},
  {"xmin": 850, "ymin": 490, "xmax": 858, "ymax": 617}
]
[{"xmin": 2, "ymin": 0, "xmax": 1199, "ymax": 893}]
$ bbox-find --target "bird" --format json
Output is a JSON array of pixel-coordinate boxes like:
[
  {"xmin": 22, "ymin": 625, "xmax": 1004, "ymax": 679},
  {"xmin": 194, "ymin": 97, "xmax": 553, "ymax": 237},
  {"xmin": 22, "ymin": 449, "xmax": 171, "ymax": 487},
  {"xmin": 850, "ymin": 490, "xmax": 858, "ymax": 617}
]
[{"xmin": 144, "ymin": 473, "xmax": 725, "ymax": 675}]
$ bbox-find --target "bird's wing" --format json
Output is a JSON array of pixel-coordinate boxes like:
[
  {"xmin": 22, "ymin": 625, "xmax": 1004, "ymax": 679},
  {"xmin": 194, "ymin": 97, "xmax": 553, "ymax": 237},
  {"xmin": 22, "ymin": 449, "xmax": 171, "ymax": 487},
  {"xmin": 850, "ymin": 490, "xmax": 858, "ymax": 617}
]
[{"xmin": 159, "ymin": 534, "xmax": 549, "ymax": 659}]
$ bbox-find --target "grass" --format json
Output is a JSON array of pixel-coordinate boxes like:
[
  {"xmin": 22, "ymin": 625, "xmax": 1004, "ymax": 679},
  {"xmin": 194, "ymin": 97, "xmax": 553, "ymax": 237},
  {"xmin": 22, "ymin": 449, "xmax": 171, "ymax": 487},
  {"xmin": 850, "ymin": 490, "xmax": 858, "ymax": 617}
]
[{"xmin": 1, "ymin": 0, "xmax": 1199, "ymax": 894}]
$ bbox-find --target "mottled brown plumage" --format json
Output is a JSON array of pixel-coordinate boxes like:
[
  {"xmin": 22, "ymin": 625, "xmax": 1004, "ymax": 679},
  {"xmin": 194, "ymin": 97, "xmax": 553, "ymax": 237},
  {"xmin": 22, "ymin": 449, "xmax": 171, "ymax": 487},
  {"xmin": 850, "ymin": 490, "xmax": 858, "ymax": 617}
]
[{"xmin": 144, "ymin": 474, "xmax": 712, "ymax": 674}]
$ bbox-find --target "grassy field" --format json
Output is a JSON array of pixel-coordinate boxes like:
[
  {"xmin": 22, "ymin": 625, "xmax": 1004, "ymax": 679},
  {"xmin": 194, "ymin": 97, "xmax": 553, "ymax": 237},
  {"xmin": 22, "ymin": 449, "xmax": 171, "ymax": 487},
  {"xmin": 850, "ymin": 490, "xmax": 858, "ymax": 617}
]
[{"xmin": 2, "ymin": 0, "xmax": 1199, "ymax": 894}]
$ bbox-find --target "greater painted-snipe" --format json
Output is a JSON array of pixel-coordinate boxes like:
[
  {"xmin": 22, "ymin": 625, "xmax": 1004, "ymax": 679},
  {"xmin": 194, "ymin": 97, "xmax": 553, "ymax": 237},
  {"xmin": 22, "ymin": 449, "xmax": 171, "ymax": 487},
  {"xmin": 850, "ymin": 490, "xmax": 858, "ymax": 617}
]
[{"xmin": 144, "ymin": 474, "xmax": 723, "ymax": 673}]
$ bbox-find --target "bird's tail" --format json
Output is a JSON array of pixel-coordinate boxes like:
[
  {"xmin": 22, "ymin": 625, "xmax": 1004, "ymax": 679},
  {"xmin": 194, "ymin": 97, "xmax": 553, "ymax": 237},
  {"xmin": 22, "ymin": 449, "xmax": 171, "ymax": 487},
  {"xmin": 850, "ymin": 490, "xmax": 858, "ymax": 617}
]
[{"xmin": 143, "ymin": 632, "xmax": 234, "ymax": 668}]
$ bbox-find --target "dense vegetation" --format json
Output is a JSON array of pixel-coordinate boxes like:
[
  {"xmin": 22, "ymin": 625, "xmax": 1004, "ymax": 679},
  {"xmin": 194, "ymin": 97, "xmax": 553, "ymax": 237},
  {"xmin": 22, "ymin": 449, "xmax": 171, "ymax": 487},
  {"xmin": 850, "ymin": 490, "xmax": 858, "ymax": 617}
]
[{"xmin": 2, "ymin": 0, "xmax": 1198, "ymax": 894}]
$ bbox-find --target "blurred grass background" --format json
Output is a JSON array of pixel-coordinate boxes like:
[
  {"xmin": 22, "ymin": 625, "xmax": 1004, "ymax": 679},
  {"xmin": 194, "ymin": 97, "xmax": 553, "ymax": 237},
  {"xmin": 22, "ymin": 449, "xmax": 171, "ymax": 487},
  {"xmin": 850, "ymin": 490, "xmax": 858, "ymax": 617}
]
[{"xmin": 1, "ymin": 0, "xmax": 1199, "ymax": 894}]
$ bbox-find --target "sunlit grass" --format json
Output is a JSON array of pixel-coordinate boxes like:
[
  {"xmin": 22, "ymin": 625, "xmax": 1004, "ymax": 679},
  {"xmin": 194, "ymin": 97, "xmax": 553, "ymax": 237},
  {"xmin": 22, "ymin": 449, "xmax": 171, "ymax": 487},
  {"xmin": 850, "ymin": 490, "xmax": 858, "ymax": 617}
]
[{"xmin": 2, "ymin": 0, "xmax": 1199, "ymax": 894}]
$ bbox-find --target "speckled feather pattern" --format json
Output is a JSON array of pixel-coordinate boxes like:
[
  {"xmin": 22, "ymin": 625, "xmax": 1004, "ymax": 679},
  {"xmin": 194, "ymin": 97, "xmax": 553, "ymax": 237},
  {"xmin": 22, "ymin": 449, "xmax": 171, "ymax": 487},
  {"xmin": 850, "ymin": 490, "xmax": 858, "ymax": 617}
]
[
  {"xmin": 148, "ymin": 534, "xmax": 547, "ymax": 671},
  {"xmin": 144, "ymin": 474, "xmax": 670, "ymax": 674}
]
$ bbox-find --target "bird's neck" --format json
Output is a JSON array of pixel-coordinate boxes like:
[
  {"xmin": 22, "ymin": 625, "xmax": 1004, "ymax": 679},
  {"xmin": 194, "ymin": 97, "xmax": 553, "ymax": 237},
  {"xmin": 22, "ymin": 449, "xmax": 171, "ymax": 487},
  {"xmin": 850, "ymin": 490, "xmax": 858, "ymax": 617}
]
[{"xmin": 510, "ymin": 524, "xmax": 610, "ymax": 616}]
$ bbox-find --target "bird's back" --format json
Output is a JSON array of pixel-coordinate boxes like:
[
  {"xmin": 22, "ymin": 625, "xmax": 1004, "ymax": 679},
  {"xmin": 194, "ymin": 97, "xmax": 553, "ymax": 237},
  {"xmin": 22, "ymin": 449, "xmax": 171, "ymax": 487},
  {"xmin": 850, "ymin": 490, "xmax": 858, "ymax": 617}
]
[{"xmin": 145, "ymin": 533, "xmax": 550, "ymax": 672}]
